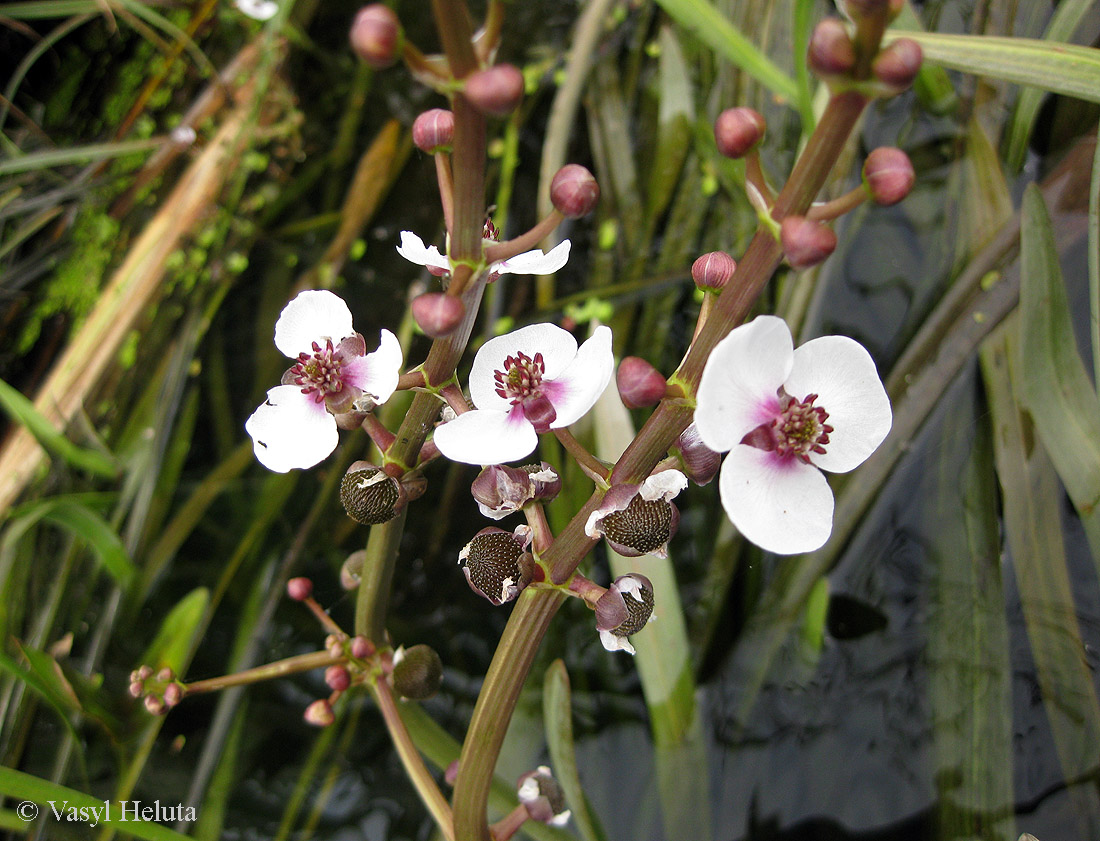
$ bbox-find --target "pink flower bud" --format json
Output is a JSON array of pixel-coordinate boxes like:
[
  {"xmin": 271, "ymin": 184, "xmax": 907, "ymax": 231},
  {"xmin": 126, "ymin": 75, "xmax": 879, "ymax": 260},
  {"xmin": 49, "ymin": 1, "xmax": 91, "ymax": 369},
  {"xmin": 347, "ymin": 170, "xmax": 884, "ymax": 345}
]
[
  {"xmin": 129, "ymin": 680, "xmax": 145, "ymax": 698},
  {"xmin": 349, "ymin": 5, "xmax": 402, "ymax": 69},
  {"xmin": 713, "ymin": 107, "xmax": 766, "ymax": 159},
  {"xmin": 412, "ymin": 108, "xmax": 454, "ymax": 153},
  {"xmin": 163, "ymin": 683, "xmax": 183, "ymax": 708},
  {"xmin": 863, "ymin": 147, "xmax": 914, "ymax": 206},
  {"xmin": 304, "ymin": 698, "xmax": 335, "ymax": 727},
  {"xmin": 550, "ymin": 164, "xmax": 600, "ymax": 218},
  {"xmin": 872, "ymin": 38, "xmax": 922, "ymax": 92},
  {"xmin": 616, "ymin": 357, "xmax": 667, "ymax": 409},
  {"xmin": 350, "ymin": 636, "xmax": 373, "ymax": 659},
  {"xmin": 144, "ymin": 695, "xmax": 166, "ymax": 715},
  {"xmin": 781, "ymin": 216, "xmax": 837, "ymax": 270},
  {"xmin": 807, "ymin": 18, "xmax": 855, "ymax": 79},
  {"xmin": 676, "ymin": 423, "xmax": 721, "ymax": 486},
  {"xmin": 691, "ymin": 251, "xmax": 736, "ymax": 290},
  {"xmin": 411, "ymin": 292, "xmax": 465, "ymax": 338},
  {"xmin": 464, "ymin": 64, "xmax": 525, "ymax": 117},
  {"xmin": 325, "ymin": 665, "xmax": 351, "ymax": 692},
  {"xmin": 287, "ymin": 577, "xmax": 313, "ymax": 601}
]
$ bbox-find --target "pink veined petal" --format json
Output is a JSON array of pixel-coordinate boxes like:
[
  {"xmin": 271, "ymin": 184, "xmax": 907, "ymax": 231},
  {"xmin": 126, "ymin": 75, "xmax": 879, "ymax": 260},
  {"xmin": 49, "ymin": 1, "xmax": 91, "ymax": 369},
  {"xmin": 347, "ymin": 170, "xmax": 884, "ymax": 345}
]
[
  {"xmin": 396, "ymin": 231, "xmax": 451, "ymax": 272},
  {"xmin": 245, "ymin": 385, "xmax": 339, "ymax": 473},
  {"xmin": 543, "ymin": 325, "xmax": 614, "ymax": 428},
  {"xmin": 342, "ymin": 329, "xmax": 403, "ymax": 404},
  {"xmin": 786, "ymin": 335, "xmax": 892, "ymax": 473},
  {"xmin": 695, "ymin": 315, "xmax": 795, "ymax": 453},
  {"xmin": 273, "ymin": 290, "xmax": 356, "ymax": 358},
  {"xmin": 717, "ymin": 445, "xmax": 834, "ymax": 555},
  {"xmin": 432, "ymin": 407, "xmax": 539, "ymax": 465},
  {"xmin": 493, "ymin": 240, "xmax": 571, "ymax": 275},
  {"xmin": 468, "ymin": 323, "xmax": 580, "ymax": 409}
]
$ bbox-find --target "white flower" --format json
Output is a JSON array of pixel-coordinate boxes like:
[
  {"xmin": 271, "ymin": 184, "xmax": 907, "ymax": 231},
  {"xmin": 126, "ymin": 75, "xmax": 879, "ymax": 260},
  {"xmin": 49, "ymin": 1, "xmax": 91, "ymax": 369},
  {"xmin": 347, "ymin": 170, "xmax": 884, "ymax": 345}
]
[
  {"xmin": 396, "ymin": 231, "xmax": 570, "ymax": 281},
  {"xmin": 434, "ymin": 323, "xmax": 614, "ymax": 465},
  {"xmin": 235, "ymin": 0, "xmax": 278, "ymax": 20},
  {"xmin": 246, "ymin": 290, "xmax": 402, "ymax": 473},
  {"xmin": 695, "ymin": 315, "xmax": 891, "ymax": 554}
]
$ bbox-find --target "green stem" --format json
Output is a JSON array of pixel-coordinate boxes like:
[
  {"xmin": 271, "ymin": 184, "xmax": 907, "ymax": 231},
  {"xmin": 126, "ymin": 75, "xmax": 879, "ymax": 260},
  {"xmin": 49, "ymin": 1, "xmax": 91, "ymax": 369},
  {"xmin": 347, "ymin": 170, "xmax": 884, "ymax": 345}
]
[
  {"xmin": 354, "ymin": 509, "xmax": 408, "ymax": 641},
  {"xmin": 183, "ymin": 649, "xmax": 344, "ymax": 696}
]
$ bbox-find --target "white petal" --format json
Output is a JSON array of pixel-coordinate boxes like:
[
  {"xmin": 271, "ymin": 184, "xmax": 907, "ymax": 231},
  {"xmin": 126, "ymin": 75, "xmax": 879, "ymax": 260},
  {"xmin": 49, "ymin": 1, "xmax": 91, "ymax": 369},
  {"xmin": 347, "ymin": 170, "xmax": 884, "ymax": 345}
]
[
  {"xmin": 695, "ymin": 315, "xmax": 794, "ymax": 452},
  {"xmin": 468, "ymin": 323, "xmax": 580, "ymax": 410},
  {"xmin": 343, "ymin": 329, "xmax": 403, "ymax": 404},
  {"xmin": 396, "ymin": 231, "xmax": 451, "ymax": 272},
  {"xmin": 717, "ymin": 445, "xmax": 834, "ymax": 555},
  {"xmin": 245, "ymin": 386, "xmax": 339, "ymax": 472},
  {"xmin": 493, "ymin": 240, "xmax": 571, "ymax": 275},
  {"xmin": 433, "ymin": 408, "xmax": 538, "ymax": 465},
  {"xmin": 785, "ymin": 335, "xmax": 892, "ymax": 473},
  {"xmin": 639, "ymin": 469, "xmax": 688, "ymax": 502},
  {"xmin": 273, "ymin": 290, "xmax": 355, "ymax": 358},
  {"xmin": 599, "ymin": 629, "xmax": 636, "ymax": 655},
  {"xmin": 544, "ymin": 325, "xmax": 614, "ymax": 428},
  {"xmin": 235, "ymin": 0, "xmax": 278, "ymax": 19}
]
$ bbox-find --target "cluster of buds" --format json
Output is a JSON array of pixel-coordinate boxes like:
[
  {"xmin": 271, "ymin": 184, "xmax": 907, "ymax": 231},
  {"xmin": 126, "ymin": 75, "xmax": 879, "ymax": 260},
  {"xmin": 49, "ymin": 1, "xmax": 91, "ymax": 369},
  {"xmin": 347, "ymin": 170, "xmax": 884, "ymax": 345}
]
[{"xmin": 129, "ymin": 665, "xmax": 184, "ymax": 715}]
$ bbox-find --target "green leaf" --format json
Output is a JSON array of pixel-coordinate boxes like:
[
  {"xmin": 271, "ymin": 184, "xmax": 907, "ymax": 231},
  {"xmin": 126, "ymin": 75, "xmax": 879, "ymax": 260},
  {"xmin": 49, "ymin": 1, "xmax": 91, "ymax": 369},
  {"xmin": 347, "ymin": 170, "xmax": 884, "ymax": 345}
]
[
  {"xmin": 883, "ymin": 31, "xmax": 1100, "ymax": 105},
  {"xmin": 138, "ymin": 587, "xmax": 210, "ymax": 674},
  {"xmin": 0, "ymin": 378, "xmax": 118, "ymax": 480},
  {"xmin": 0, "ymin": 138, "xmax": 162, "ymax": 176}
]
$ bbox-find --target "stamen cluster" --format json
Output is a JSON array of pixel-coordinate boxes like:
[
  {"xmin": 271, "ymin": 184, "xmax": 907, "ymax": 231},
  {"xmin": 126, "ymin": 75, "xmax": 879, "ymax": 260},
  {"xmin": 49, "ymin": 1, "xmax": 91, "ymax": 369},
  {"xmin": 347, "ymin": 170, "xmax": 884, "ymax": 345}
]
[
  {"xmin": 774, "ymin": 391, "xmax": 833, "ymax": 462},
  {"xmin": 495, "ymin": 352, "xmax": 546, "ymax": 402},
  {"xmin": 291, "ymin": 339, "xmax": 345, "ymax": 402}
]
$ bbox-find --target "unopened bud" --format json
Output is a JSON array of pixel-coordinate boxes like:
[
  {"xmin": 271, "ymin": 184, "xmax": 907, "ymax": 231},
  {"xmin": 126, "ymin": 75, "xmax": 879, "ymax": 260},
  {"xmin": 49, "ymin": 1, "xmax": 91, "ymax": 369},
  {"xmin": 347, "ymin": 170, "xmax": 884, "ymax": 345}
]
[
  {"xmin": 691, "ymin": 251, "xmax": 736, "ymax": 290},
  {"xmin": 863, "ymin": 147, "xmax": 914, "ymax": 205},
  {"xmin": 675, "ymin": 423, "xmax": 721, "ymax": 486},
  {"xmin": 163, "ymin": 682, "xmax": 183, "ymax": 708},
  {"xmin": 412, "ymin": 292, "xmax": 465, "ymax": 338},
  {"xmin": 464, "ymin": 64, "xmax": 524, "ymax": 117},
  {"xmin": 781, "ymin": 216, "xmax": 837, "ymax": 269},
  {"xmin": 325, "ymin": 665, "xmax": 351, "ymax": 692},
  {"xmin": 287, "ymin": 577, "xmax": 313, "ymax": 601},
  {"xmin": 713, "ymin": 107, "xmax": 766, "ymax": 159},
  {"xmin": 807, "ymin": 18, "xmax": 856, "ymax": 79},
  {"xmin": 350, "ymin": 636, "xmax": 373, "ymax": 659},
  {"xmin": 349, "ymin": 5, "xmax": 402, "ymax": 69},
  {"xmin": 871, "ymin": 38, "xmax": 922, "ymax": 93},
  {"xmin": 550, "ymin": 164, "xmax": 600, "ymax": 218},
  {"xmin": 412, "ymin": 108, "xmax": 454, "ymax": 153},
  {"xmin": 340, "ymin": 462, "xmax": 406, "ymax": 524},
  {"xmin": 304, "ymin": 698, "xmax": 335, "ymax": 727},
  {"xmin": 458, "ymin": 527, "xmax": 531, "ymax": 605},
  {"xmin": 616, "ymin": 357, "xmax": 667, "ymax": 409},
  {"xmin": 517, "ymin": 766, "xmax": 571, "ymax": 826},
  {"xmin": 391, "ymin": 644, "xmax": 443, "ymax": 700},
  {"xmin": 144, "ymin": 695, "xmax": 166, "ymax": 715}
]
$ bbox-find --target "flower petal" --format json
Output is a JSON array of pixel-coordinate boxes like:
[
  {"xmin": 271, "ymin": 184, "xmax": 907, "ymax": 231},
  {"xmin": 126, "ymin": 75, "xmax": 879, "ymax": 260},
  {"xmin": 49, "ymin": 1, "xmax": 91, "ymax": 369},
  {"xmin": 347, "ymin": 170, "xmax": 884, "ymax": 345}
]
[
  {"xmin": 785, "ymin": 335, "xmax": 892, "ymax": 473},
  {"xmin": 433, "ymin": 407, "xmax": 538, "ymax": 465},
  {"xmin": 273, "ymin": 290, "xmax": 355, "ymax": 358},
  {"xmin": 397, "ymin": 231, "xmax": 451, "ymax": 272},
  {"xmin": 599, "ymin": 629, "xmax": 636, "ymax": 655},
  {"xmin": 235, "ymin": 0, "xmax": 278, "ymax": 19},
  {"xmin": 493, "ymin": 240, "xmax": 571, "ymax": 275},
  {"xmin": 639, "ymin": 469, "xmax": 687, "ymax": 501},
  {"xmin": 717, "ymin": 445, "xmax": 834, "ymax": 554},
  {"xmin": 246, "ymin": 385, "xmax": 339, "ymax": 472},
  {"xmin": 544, "ymin": 325, "xmax": 614, "ymax": 428},
  {"xmin": 468, "ymin": 323, "xmax": 580, "ymax": 410},
  {"xmin": 695, "ymin": 315, "xmax": 794, "ymax": 452},
  {"xmin": 342, "ymin": 329, "xmax": 403, "ymax": 404}
]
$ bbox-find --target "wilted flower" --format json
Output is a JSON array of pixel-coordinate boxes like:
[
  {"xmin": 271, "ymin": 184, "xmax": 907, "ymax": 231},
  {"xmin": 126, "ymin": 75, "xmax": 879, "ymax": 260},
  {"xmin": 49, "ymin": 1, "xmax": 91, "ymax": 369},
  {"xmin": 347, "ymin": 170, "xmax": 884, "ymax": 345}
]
[
  {"xmin": 246, "ymin": 291, "xmax": 402, "ymax": 472},
  {"xmin": 584, "ymin": 470, "xmax": 687, "ymax": 557},
  {"xmin": 434, "ymin": 324, "xmax": 614, "ymax": 465},
  {"xmin": 695, "ymin": 315, "xmax": 891, "ymax": 554},
  {"xmin": 397, "ymin": 231, "xmax": 570, "ymax": 282},
  {"xmin": 458, "ymin": 526, "xmax": 533, "ymax": 605},
  {"xmin": 595, "ymin": 573, "xmax": 655, "ymax": 655},
  {"xmin": 471, "ymin": 462, "xmax": 561, "ymax": 519},
  {"xmin": 517, "ymin": 766, "xmax": 571, "ymax": 826}
]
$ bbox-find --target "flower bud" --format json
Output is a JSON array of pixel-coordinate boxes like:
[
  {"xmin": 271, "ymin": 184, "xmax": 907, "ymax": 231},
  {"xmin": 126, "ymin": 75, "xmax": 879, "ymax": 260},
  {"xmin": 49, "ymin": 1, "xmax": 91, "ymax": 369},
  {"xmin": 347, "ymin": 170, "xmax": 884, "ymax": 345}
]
[
  {"xmin": 350, "ymin": 636, "xmax": 373, "ymax": 659},
  {"xmin": 807, "ymin": 18, "xmax": 856, "ymax": 79},
  {"xmin": 162, "ymin": 682, "xmax": 183, "ymax": 708},
  {"xmin": 349, "ymin": 5, "xmax": 402, "ymax": 69},
  {"xmin": 144, "ymin": 695, "xmax": 166, "ymax": 715},
  {"xmin": 863, "ymin": 147, "xmax": 914, "ymax": 206},
  {"xmin": 325, "ymin": 665, "xmax": 351, "ymax": 692},
  {"xmin": 780, "ymin": 216, "xmax": 837, "ymax": 270},
  {"xmin": 464, "ymin": 64, "xmax": 525, "ymax": 117},
  {"xmin": 411, "ymin": 292, "xmax": 465, "ymax": 338},
  {"xmin": 287, "ymin": 577, "xmax": 313, "ymax": 601},
  {"xmin": 585, "ymin": 472, "xmax": 686, "ymax": 558},
  {"xmin": 691, "ymin": 251, "xmax": 736, "ymax": 291},
  {"xmin": 675, "ymin": 423, "xmax": 721, "ymax": 486},
  {"xmin": 595, "ymin": 573, "xmax": 655, "ymax": 654},
  {"xmin": 412, "ymin": 108, "xmax": 454, "ymax": 153},
  {"xmin": 714, "ymin": 107, "xmax": 766, "ymax": 159},
  {"xmin": 550, "ymin": 164, "xmax": 600, "ymax": 218},
  {"xmin": 517, "ymin": 766, "xmax": 571, "ymax": 826},
  {"xmin": 391, "ymin": 644, "xmax": 444, "ymax": 700},
  {"xmin": 871, "ymin": 38, "xmax": 922, "ymax": 93},
  {"xmin": 458, "ymin": 527, "xmax": 532, "ymax": 605},
  {"xmin": 616, "ymin": 357, "xmax": 667, "ymax": 409},
  {"xmin": 304, "ymin": 698, "xmax": 335, "ymax": 727},
  {"xmin": 340, "ymin": 462, "xmax": 406, "ymax": 524}
]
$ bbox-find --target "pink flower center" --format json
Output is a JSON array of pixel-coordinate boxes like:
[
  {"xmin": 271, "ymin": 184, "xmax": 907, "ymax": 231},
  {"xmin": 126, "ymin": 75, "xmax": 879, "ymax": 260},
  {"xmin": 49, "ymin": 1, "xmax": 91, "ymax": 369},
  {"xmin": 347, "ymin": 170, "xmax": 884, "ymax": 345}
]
[
  {"xmin": 291, "ymin": 339, "xmax": 346, "ymax": 403},
  {"xmin": 494, "ymin": 351, "xmax": 557, "ymax": 431},
  {"xmin": 741, "ymin": 389, "xmax": 833, "ymax": 463}
]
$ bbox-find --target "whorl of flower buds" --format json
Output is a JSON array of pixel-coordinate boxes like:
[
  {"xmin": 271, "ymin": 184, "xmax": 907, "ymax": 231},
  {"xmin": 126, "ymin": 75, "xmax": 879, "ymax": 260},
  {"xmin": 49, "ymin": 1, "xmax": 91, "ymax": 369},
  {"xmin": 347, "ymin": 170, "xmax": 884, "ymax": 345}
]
[
  {"xmin": 691, "ymin": 251, "xmax": 737, "ymax": 291},
  {"xmin": 412, "ymin": 292, "xmax": 465, "ymax": 338},
  {"xmin": 616, "ymin": 357, "xmax": 667, "ymax": 410},
  {"xmin": 807, "ymin": 18, "xmax": 856, "ymax": 79},
  {"xmin": 340, "ymin": 461, "xmax": 406, "ymax": 524},
  {"xmin": 863, "ymin": 147, "xmax": 915, "ymax": 206},
  {"xmin": 517, "ymin": 766, "xmax": 571, "ymax": 826},
  {"xmin": 412, "ymin": 108, "xmax": 455, "ymax": 153},
  {"xmin": 550, "ymin": 164, "xmax": 600, "ymax": 219},
  {"xmin": 287, "ymin": 577, "xmax": 313, "ymax": 601},
  {"xmin": 675, "ymin": 423, "xmax": 721, "ymax": 486},
  {"xmin": 872, "ymin": 38, "xmax": 922, "ymax": 93},
  {"xmin": 391, "ymin": 644, "xmax": 444, "ymax": 700},
  {"xmin": 131, "ymin": 665, "xmax": 184, "ymax": 714},
  {"xmin": 349, "ymin": 5, "xmax": 402, "ymax": 69},
  {"xmin": 304, "ymin": 698, "xmax": 335, "ymax": 727},
  {"xmin": 713, "ymin": 107, "xmax": 766, "ymax": 159},
  {"xmin": 780, "ymin": 216, "xmax": 837, "ymax": 270},
  {"xmin": 458, "ymin": 527, "xmax": 532, "ymax": 605},
  {"xmin": 464, "ymin": 64, "xmax": 525, "ymax": 117}
]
